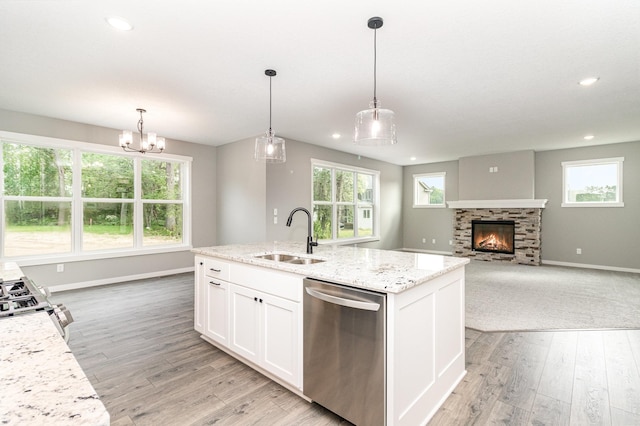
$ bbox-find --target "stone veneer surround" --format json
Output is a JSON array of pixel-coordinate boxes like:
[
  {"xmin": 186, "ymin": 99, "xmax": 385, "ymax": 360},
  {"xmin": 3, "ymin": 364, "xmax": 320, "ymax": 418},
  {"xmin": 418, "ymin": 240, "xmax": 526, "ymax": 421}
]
[{"xmin": 452, "ymin": 208, "xmax": 543, "ymax": 265}]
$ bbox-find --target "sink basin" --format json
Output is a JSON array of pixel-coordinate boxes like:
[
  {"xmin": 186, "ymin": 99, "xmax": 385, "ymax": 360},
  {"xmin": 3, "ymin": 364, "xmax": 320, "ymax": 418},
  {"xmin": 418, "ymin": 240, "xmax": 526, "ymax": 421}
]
[
  {"xmin": 254, "ymin": 253, "xmax": 298, "ymax": 262},
  {"xmin": 286, "ymin": 257, "xmax": 325, "ymax": 265},
  {"xmin": 253, "ymin": 253, "xmax": 325, "ymax": 265}
]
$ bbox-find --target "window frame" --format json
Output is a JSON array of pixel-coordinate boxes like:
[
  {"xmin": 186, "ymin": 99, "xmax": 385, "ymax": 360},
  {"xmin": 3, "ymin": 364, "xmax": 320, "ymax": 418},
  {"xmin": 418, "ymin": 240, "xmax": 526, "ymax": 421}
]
[
  {"xmin": 311, "ymin": 158, "xmax": 380, "ymax": 245},
  {"xmin": 413, "ymin": 172, "xmax": 446, "ymax": 208},
  {"xmin": 561, "ymin": 157, "xmax": 624, "ymax": 208},
  {"xmin": 0, "ymin": 131, "xmax": 192, "ymax": 265}
]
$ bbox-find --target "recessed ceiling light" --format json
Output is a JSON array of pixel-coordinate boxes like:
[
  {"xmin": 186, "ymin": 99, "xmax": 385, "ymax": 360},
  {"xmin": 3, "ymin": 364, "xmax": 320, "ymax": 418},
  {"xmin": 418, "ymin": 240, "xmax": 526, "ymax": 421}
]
[
  {"xmin": 410, "ymin": 156, "xmax": 417, "ymax": 161},
  {"xmin": 584, "ymin": 135, "xmax": 595, "ymax": 140},
  {"xmin": 579, "ymin": 77, "xmax": 599, "ymax": 86},
  {"xmin": 106, "ymin": 16, "xmax": 133, "ymax": 31},
  {"xmin": 332, "ymin": 133, "xmax": 341, "ymax": 139}
]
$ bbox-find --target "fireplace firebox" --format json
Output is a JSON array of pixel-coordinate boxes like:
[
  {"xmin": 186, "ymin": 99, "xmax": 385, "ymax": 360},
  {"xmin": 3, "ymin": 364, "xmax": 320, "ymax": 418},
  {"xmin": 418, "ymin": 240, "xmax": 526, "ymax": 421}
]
[{"xmin": 471, "ymin": 220, "xmax": 515, "ymax": 254}]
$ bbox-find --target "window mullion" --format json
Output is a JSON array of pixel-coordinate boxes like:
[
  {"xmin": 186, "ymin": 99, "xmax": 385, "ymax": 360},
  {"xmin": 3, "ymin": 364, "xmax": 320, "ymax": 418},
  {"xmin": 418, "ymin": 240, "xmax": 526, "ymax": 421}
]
[
  {"xmin": 73, "ymin": 148, "xmax": 83, "ymax": 253},
  {"xmin": 331, "ymin": 168, "xmax": 337, "ymax": 240},
  {"xmin": 134, "ymin": 157, "xmax": 143, "ymax": 247}
]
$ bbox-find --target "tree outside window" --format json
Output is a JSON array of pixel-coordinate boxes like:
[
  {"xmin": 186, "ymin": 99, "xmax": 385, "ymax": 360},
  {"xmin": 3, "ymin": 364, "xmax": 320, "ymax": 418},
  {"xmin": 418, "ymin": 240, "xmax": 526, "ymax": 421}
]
[
  {"xmin": 1, "ymin": 135, "xmax": 190, "ymax": 260},
  {"xmin": 312, "ymin": 160, "xmax": 379, "ymax": 243},
  {"xmin": 413, "ymin": 172, "xmax": 446, "ymax": 208},
  {"xmin": 562, "ymin": 158, "xmax": 624, "ymax": 207}
]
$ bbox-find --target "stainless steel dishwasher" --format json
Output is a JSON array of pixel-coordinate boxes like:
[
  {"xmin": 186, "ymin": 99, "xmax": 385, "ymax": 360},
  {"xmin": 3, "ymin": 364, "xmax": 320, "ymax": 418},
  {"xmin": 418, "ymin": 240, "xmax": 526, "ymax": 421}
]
[{"xmin": 303, "ymin": 278, "xmax": 386, "ymax": 426}]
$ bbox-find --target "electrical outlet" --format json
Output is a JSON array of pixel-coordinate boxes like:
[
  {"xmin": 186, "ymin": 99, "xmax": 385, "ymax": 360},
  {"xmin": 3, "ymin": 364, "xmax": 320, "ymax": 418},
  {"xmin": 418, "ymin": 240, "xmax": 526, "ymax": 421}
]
[
  {"xmin": 273, "ymin": 217, "xmax": 278, "ymax": 224},
  {"xmin": 56, "ymin": 264, "xmax": 64, "ymax": 272},
  {"xmin": 273, "ymin": 208, "xmax": 278, "ymax": 216},
  {"xmin": 449, "ymin": 240, "xmax": 453, "ymax": 245},
  {"xmin": 422, "ymin": 238, "xmax": 426, "ymax": 244},
  {"xmin": 432, "ymin": 239, "xmax": 436, "ymax": 244},
  {"xmin": 576, "ymin": 248, "xmax": 582, "ymax": 255}
]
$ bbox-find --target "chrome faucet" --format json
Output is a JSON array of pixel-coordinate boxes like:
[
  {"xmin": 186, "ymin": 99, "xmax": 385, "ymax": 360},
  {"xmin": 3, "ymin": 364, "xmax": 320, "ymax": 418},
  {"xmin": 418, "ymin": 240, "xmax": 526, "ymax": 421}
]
[{"xmin": 286, "ymin": 207, "xmax": 318, "ymax": 254}]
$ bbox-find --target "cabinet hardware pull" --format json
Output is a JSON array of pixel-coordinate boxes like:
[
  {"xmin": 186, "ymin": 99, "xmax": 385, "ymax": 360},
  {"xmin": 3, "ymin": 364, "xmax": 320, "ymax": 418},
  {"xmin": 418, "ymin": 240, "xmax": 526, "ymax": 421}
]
[
  {"xmin": 209, "ymin": 281, "xmax": 221, "ymax": 286},
  {"xmin": 259, "ymin": 298, "xmax": 263, "ymax": 303},
  {"xmin": 199, "ymin": 262, "xmax": 203, "ymax": 266},
  {"xmin": 209, "ymin": 268, "xmax": 222, "ymax": 272},
  {"xmin": 254, "ymin": 297, "xmax": 258, "ymax": 301}
]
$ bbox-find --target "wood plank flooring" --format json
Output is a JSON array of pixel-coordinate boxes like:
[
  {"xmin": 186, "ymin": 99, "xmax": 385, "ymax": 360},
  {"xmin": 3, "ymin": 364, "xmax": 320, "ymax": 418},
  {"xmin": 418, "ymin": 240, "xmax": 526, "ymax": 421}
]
[{"xmin": 52, "ymin": 273, "xmax": 640, "ymax": 425}]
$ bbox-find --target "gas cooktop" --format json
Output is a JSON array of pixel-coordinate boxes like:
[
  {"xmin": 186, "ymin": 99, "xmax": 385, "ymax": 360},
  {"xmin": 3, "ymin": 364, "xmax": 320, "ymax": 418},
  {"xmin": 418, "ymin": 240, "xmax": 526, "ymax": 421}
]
[{"xmin": 0, "ymin": 278, "xmax": 50, "ymax": 317}]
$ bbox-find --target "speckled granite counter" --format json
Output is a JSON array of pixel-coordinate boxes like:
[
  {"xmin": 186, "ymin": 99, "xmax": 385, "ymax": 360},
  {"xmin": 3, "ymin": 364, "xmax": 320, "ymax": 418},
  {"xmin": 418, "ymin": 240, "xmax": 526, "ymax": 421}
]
[
  {"xmin": 0, "ymin": 261, "xmax": 24, "ymax": 281},
  {"xmin": 0, "ymin": 311, "xmax": 109, "ymax": 425},
  {"xmin": 192, "ymin": 241, "xmax": 469, "ymax": 293}
]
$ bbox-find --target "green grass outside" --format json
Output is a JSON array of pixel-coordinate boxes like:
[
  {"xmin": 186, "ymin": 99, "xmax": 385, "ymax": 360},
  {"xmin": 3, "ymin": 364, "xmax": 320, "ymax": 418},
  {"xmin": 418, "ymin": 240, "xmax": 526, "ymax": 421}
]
[{"xmin": 7, "ymin": 224, "xmax": 179, "ymax": 237}]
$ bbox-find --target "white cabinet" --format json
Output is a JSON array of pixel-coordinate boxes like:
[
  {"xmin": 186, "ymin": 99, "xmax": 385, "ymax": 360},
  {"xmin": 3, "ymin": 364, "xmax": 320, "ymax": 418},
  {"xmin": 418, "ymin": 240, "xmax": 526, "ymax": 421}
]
[
  {"xmin": 194, "ymin": 256, "xmax": 205, "ymax": 333},
  {"xmin": 194, "ymin": 256, "xmax": 230, "ymax": 347},
  {"xmin": 205, "ymin": 277, "xmax": 229, "ymax": 347},
  {"xmin": 194, "ymin": 257, "xmax": 302, "ymax": 390},
  {"xmin": 229, "ymin": 283, "xmax": 299, "ymax": 386}
]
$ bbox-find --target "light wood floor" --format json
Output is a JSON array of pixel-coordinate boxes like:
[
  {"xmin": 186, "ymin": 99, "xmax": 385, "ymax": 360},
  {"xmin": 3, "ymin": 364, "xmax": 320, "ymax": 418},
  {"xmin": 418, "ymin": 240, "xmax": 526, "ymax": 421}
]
[{"xmin": 52, "ymin": 273, "xmax": 640, "ymax": 425}]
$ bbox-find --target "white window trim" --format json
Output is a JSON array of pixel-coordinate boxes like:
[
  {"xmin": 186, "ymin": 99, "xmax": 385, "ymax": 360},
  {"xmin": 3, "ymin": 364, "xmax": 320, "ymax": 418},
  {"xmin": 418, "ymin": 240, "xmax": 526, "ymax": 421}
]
[
  {"xmin": 311, "ymin": 158, "xmax": 380, "ymax": 245},
  {"xmin": 561, "ymin": 157, "xmax": 624, "ymax": 208},
  {"xmin": 0, "ymin": 130, "xmax": 193, "ymax": 262},
  {"xmin": 413, "ymin": 171, "xmax": 446, "ymax": 208}
]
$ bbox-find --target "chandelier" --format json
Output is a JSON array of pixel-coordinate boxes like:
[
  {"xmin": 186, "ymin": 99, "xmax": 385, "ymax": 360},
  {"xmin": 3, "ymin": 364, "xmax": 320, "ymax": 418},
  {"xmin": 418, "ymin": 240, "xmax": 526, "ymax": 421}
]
[
  {"xmin": 119, "ymin": 108, "xmax": 165, "ymax": 154},
  {"xmin": 354, "ymin": 17, "xmax": 397, "ymax": 146},
  {"xmin": 255, "ymin": 69, "xmax": 286, "ymax": 163}
]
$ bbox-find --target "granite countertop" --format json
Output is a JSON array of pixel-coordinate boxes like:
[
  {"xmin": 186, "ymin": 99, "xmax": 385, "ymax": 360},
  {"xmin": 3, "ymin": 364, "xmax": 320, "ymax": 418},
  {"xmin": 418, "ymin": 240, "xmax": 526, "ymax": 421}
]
[
  {"xmin": 192, "ymin": 241, "xmax": 469, "ymax": 294},
  {"xmin": 0, "ymin": 313, "xmax": 110, "ymax": 425},
  {"xmin": 0, "ymin": 261, "xmax": 24, "ymax": 281}
]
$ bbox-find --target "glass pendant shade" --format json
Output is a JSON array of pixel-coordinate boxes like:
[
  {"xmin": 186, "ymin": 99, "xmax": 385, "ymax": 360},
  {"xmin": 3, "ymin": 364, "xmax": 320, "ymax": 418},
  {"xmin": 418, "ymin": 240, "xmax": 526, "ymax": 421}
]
[
  {"xmin": 255, "ymin": 129, "xmax": 286, "ymax": 163},
  {"xmin": 354, "ymin": 100, "xmax": 397, "ymax": 145}
]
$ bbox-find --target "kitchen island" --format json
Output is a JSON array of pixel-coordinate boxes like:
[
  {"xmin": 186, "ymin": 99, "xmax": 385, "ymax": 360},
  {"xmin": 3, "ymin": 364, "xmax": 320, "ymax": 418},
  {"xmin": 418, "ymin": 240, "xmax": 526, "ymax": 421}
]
[{"xmin": 192, "ymin": 242, "xmax": 469, "ymax": 425}]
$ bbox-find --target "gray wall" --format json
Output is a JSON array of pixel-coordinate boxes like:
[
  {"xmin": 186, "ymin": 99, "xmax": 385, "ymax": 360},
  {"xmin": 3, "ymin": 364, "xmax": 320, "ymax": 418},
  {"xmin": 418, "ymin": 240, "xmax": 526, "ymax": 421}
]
[
  {"xmin": 402, "ymin": 142, "xmax": 640, "ymax": 271},
  {"xmin": 459, "ymin": 150, "xmax": 535, "ymax": 200},
  {"xmin": 216, "ymin": 137, "xmax": 266, "ymax": 244},
  {"xmin": 535, "ymin": 141, "xmax": 639, "ymax": 269},
  {"xmin": 402, "ymin": 161, "xmax": 458, "ymax": 253},
  {"xmin": 264, "ymin": 139, "xmax": 404, "ymax": 250},
  {"xmin": 0, "ymin": 108, "xmax": 217, "ymax": 286}
]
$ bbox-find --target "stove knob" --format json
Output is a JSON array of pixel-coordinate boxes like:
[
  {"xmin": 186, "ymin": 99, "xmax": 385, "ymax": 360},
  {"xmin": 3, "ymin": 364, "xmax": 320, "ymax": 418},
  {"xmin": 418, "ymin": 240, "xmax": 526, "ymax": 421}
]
[{"xmin": 53, "ymin": 304, "xmax": 74, "ymax": 328}]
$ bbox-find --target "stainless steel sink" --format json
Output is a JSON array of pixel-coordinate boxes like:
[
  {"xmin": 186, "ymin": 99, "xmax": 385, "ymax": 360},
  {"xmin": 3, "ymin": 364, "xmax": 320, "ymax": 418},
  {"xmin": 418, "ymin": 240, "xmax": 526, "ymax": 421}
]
[
  {"xmin": 254, "ymin": 253, "xmax": 299, "ymax": 262},
  {"xmin": 287, "ymin": 257, "xmax": 325, "ymax": 265},
  {"xmin": 254, "ymin": 253, "xmax": 325, "ymax": 265}
]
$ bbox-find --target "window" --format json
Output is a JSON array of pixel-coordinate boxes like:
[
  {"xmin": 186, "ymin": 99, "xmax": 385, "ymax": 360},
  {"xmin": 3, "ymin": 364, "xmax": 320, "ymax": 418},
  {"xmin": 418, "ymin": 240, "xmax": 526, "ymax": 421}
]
[
  {"xmin": 413, "ymin": 172, "xmax": 446, "ymax": 207},
  {"xmin": 562, "ymin": 157, "xmax": 624, "ymax": 207},
  {"xmin": 1, "ymin": 131, "xmax": 191, "ymax": 261},
  {"xmin": 312, "ymin": 159, "xmax": 379, "ymax": 243}
]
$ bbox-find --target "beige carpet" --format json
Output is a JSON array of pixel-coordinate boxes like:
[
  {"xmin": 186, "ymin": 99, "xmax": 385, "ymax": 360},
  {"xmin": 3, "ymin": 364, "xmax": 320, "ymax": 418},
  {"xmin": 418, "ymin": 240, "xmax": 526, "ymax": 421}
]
[{"xmin": 465, "ymin": 260, "xmax": 640, "ymax": 332}]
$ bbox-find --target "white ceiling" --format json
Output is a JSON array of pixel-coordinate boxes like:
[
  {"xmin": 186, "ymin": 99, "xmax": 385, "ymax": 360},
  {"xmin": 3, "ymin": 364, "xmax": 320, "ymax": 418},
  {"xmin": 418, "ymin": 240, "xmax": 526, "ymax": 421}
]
[{"xmin": 1, "ymin": 1, "xmax": 639, "ymax": 165}]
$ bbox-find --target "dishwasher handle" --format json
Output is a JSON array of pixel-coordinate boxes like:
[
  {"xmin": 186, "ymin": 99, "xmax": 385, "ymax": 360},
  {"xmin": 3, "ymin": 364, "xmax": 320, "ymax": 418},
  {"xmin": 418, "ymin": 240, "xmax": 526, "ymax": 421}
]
[{"xmin": 305, "ymin": 286, "xmax": 380, "ymax": 311}]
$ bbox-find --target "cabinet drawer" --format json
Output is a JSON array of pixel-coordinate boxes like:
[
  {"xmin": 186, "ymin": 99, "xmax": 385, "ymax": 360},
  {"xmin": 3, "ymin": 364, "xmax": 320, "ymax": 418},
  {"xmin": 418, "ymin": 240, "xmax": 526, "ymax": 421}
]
[{"xmin": 204, "ymin": 258, "xmax": 230, "ymax": 281}]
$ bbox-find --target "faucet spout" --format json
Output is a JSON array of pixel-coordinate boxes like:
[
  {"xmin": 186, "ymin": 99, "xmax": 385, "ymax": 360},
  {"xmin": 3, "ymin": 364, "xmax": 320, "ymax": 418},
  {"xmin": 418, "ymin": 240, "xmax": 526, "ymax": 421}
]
[{"xmin": 286, "ymin": 207, "xmax": 318, "ymax": 254}]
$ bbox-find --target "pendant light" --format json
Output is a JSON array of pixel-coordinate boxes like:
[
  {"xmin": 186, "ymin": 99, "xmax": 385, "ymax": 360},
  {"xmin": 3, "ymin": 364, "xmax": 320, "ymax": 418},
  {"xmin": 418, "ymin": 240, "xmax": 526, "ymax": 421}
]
[
  {"xmin": 255, "ymin": 69, "xmax": 286, "ymax": 163},
  {"xmin": 354, "ymin": 17, "xmax": 397, "ymax": 146}
]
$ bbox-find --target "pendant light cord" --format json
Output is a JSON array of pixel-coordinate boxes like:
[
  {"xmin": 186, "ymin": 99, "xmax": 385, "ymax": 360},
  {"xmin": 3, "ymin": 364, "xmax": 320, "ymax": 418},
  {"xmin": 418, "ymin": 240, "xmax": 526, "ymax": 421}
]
[
  {"xmin": 269, "ymin": 75, "xmax": 273, "ymax": 133},
  {"xmin": 373, "ymin": 26, "xmax": 378, "ymax": 109}
]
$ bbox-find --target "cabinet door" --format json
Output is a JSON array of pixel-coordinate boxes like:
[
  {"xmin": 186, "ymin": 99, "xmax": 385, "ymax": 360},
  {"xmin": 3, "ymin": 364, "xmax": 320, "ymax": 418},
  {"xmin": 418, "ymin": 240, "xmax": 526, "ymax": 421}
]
[
  {"xmin": 229, "ymin": 284, "xmax": 260, "ymax": 363},
  {"xmin": 205, "ymin": 278, "xmax": 229, "ymax": 347},
  {"xmin": 261, "ymin": 294, "xmax": 300, "ymax": 388},
  {"xmin": 194, "ymin": 257, "xmax": 205, "ymax": 333}
]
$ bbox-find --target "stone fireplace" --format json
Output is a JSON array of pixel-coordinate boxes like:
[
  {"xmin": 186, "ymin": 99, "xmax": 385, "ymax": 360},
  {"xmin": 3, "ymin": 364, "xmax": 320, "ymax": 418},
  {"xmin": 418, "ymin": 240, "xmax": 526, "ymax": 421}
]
[{"xmin": 447, "ymin": 199, "xmax": 547, "ymax": 265}]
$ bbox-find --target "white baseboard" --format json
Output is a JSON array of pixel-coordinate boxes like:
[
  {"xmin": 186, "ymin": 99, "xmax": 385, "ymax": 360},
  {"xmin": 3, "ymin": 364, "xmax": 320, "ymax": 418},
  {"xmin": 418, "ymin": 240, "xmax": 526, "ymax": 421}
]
[
  {"xmin": 49, "ymin": 267, "xmax": 195, "ymax": 293},
  {"xmin": 399, "ymin": 248, "xmax": 454, "ymax": 256},
  {"xmin": 541, "ymin": 260, "xmax": 640, "ymax": 274}
]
